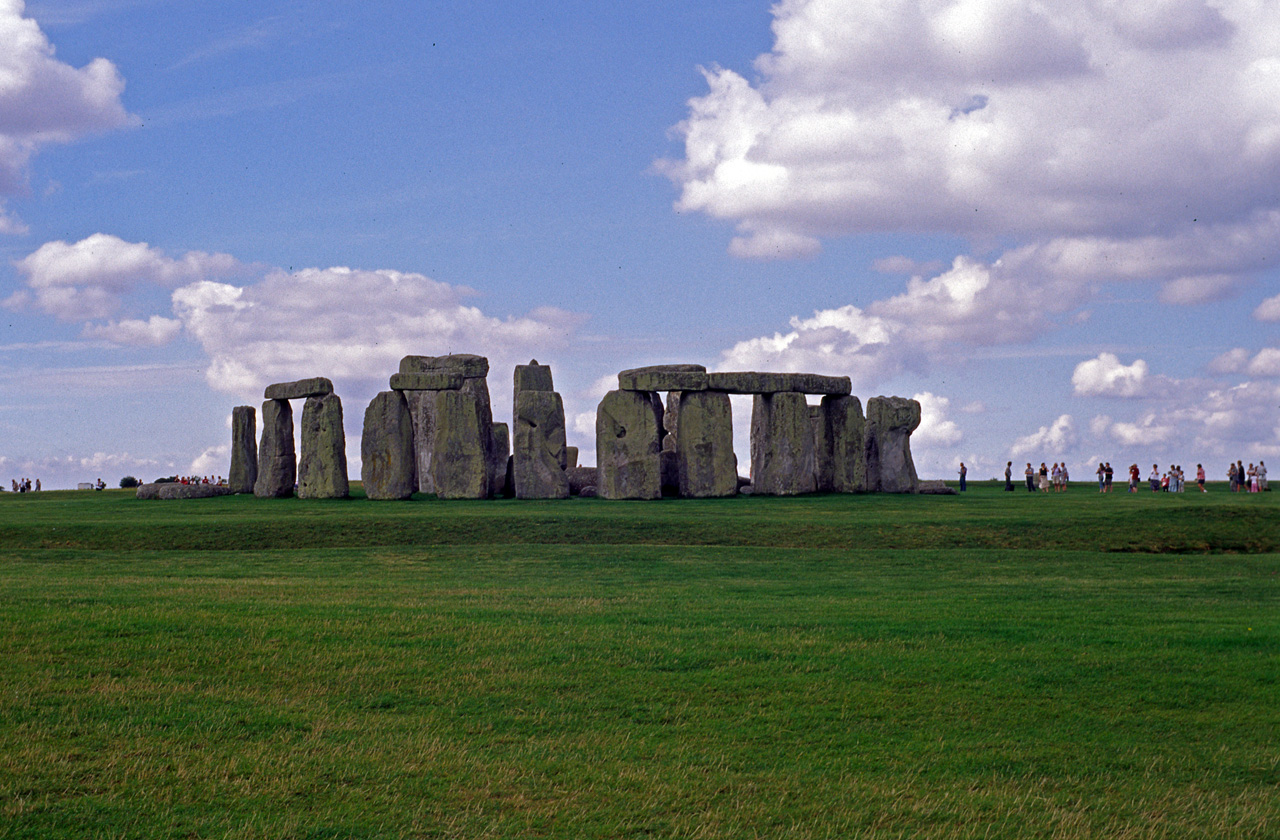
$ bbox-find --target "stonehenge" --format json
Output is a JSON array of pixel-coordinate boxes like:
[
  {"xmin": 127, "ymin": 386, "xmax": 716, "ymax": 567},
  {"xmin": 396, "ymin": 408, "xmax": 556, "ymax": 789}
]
[{"xmin": 220, "ymin": 355, "xmax": 924, "ymax": 504}]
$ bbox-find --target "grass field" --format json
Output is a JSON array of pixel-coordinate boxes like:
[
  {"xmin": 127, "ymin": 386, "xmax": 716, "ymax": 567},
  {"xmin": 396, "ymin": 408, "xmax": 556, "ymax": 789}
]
[{"xmin": 1, "ymin": 483, "xmax": 1276, "ymax": 838}]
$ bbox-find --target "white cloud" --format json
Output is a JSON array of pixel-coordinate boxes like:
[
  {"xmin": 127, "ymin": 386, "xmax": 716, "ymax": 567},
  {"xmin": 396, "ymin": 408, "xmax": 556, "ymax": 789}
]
[
  {"xmin": 15, "ymin": 233, "xmax": 240, "ymax": 321},
  {"xmin": 1256, "ymin": 294, "xmax": 1280, "ymax": 321},
  {"xmin": 1158, "ymin": 274, "xmax": 1246, "ymax": 305},
  {"xmin": 911, "ymin": 391, "xmax": 962, "ymax": 446},
  {"xmin": 81, "ymin": 315, "xmax": 182, "ymax": 346},
  {"xmin": 1208, "ymin": 347, "xmax": 1252, "ymax": 375},
  {"xmin": 1071, "ymin": 353, "xmax": 1149, "ymax": 397},
  {"xmin": 0, "ymin": 1, "xmax": 133, "ymax": 228},
  {"xmin": 1107, "ymin": 413, "xmax": 1175, "ymax": 447},
  {"xmin": 190, "ymin": 444, "xmax": 229, "ymax": 476},
  {"xmin": 1010, "ymin": 414, "xmax": 1076, "ymax": 456},
  {"xmin": 1207, "ymin": 347, "xmax": 1280, "ymax": 377}
]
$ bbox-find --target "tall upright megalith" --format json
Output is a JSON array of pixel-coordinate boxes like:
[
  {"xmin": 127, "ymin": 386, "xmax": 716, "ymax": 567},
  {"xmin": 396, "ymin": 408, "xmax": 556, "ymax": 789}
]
[
  {"xmin": 514, "ymin": 389, "xmax": 570, "ymax": 499},
  {"xmin": 254, "ymin": 399, "xmax": 295, "ymax": 498},
  {"xmin": 490, "ymin": 422, "xmax": 511, "ymax": 497},
  {"xmin": 229, "ymin": 405, "xmax": 258, "ymax": 494},
  {"xmin": 298, "ymin": 393, "xmax": 349, "ymax": 499},
  {"xmin": 361, "ymin": 391, "xmax": 415, "ymax": 500},
  {"xmin": 673, "ymin": 390, "xmax": 737, "ymax": 497},
  {"xmin": 864, "ymin": 396, "xmax": 921, "ymax": 494},
  {"xmin": 816, "ymin": 395, "xmax": 866, "ymax": 493},
  {"xmin": 750, "ymin": 392, "xmax": 817, "ymax": 496},
  {"xmin": 595, "ymin": 389, "xmax": 662, "ymax": 500},
  {"xmin": 397, "ymin": 354, "xmax": 495, "ymax": 498},
  {"xmin": 429, "ymin": 389, "xmax": 491, "ymax": 499}
]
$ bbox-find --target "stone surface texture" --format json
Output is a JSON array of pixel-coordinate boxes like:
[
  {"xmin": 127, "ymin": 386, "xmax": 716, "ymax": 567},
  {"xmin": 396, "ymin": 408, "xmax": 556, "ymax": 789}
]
[
  {"xmin": 264, "ymin": 377, "xmax": 334, "ymax": 400},
  {"xmin": 673, "ymin": 390, "xmax": 737, "ymax": 497},
  {"xmin": 389, "ymin": 372, "xmax": 463, "ymax": 391},
  {"xmin": 254, "ymin": 399, "xmax": 296, "ymax": 498},
  {"xmin": 156, "ymin": 483, "xmax": 234, "ymax": 500},
  {"xmin": 514, "ymin": 390, "xmax": 570, "ymax": 499},
  {"xmin": 229, "ymin": 405, "xmax": 258, "ymax": 494},
  {"xmin": 135, "ymin": 483, "xmax": 161, "ymax": 500},
  {"xmin": 361, "ymin": 391, "xmax": 416, "ymax": 500},
  {"xmin": 513, "ymin": 361, "xmax": 555, "ymax": 402},
  {"xmin": 595, "ymin": 389, "xmax": 662, "ymax": 500},
  {"xmin": 749, "ymin": 392, "xmax": 817, "ymax": 496},
  {"xmin": 490, "ymin": 422, "xmax": 511, "ymax": 497},
  {"xmin": 706, "ymin": 371, "xmax": 851, "ymax": 395},
  {"xmin": 864, "ymin": 396, "xmax": 921, "ymax": 494},
  {"xmin": 403, "ymin": 390, "xmax": 438, "ymax": 493},
  {"xmin": 564, "ymin": 446, "xmax": 578, "ymax": 471},
  {"xmin": 618, "ymin": 364, "xmax": 708, "ymax": 393},
  {"xmin": 815, "ymin": 395, "xmax": 866, "ymax": 493},
  {"xmin": 429, "ymin": 389, "xmax": 491, "ymax": 499},
  {"xmin": 566, "ymin": 466, "xmax": 598, "ymax": 495},
  {"xmin": 399, "ymin": 354, "xmax": 489, "ymax": 378},
  {"xmin": 298, "ymin": 393, "xmax": 349, "ymax": 499}
]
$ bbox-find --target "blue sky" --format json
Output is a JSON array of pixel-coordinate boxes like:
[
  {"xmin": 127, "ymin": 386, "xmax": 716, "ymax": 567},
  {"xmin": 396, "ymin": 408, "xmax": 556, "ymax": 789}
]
[{"xmin": 3, "ymin": 0, "xmax": 1279, "ymax": 488}]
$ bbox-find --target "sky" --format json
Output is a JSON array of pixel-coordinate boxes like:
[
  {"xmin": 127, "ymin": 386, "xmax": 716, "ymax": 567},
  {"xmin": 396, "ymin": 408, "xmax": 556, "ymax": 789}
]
[{"xmin": 3, "ymin": 0, "xmax": 1280, "ymax": 489}]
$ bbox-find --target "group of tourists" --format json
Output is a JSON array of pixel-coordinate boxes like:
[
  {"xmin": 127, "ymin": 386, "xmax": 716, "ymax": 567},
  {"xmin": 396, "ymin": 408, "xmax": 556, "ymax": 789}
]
[
  {"xmin": 174, "ymin": 475, "xmax": 226, "ymax": 486},
  {"xmin": 1227, "ymin": 460, "xmax": 1268, "ymax": 492},
  {"xmin": 8, "ymin": 478, "xmax": 39, "ymax": 493},
  {"xmin": 991, "ymin": 459, "xmax": 1271, "ymax": 495},
  {"xmin": 1000, "ymin": 461, "xmax": 1071, "ymax": 492}
]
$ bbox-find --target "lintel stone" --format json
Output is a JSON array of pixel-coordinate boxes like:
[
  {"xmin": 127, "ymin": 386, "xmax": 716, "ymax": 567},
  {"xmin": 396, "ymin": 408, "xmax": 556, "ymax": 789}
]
[
  {"xmin": 399, "ymin": 354, "xmax": 489, "ymax": 378},
  {"xmin": 264, "ymin": 377, "xmax": 334, "ymax": 400},
  {"xmin": 618, "ymin": 364, "xmax": 708, "ymax": 392},
  {"xmin": 390, "ymin": 371, "xmax": 464, "ymax": 391},
  {"xmin": 707, "ymin": 371, "xmax": 851, "ymax": 395}
]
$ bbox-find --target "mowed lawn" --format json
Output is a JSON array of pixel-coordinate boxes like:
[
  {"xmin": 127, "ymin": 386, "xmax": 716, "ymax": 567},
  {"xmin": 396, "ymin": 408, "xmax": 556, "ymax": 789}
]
[{"xmin": 0, "ymin": 484, "xmax": 1276, "ymax": 839}]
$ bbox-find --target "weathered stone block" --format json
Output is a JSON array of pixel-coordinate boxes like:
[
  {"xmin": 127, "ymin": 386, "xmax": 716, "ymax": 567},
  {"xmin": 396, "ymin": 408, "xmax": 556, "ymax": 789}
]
[
  {"xmin": 674, "ymin": 390, "xmax": 737, "ymax": 498},
  {"xmin": 298, "ymin": 393, "xmax": 349, "ymax": 499},
  {"xmin": 361, "ymin": 391, "xmax": 415, "ymax": 500},
  {"xmin": 865, "ymin": 396, "xmax": 921, "ymax": 494},
  {"xmin": 389, "ymin": 372, "xmax": 464, "ymax": 391},
  {"xmin": 565, "ymin": 446, "xmax": 579, "ymax": 471},
  {"xmin": 513, "ymin": 360, "xmax": 555, "ymax": 401},
  {"xmin": 264, "ymin": 377, "xmax": 333, "ymax": 400},
  {"xmin": 403, "ymin": 390, "xmax": 438, "ymax": 493},
  {"xmin": 157, "ymin": 483, "xmax": 234, "ymax": 500},
  {"xmin": 399, "ymin": 354, "xmax": 489, "ymax": 378},
  {"xmin": 595, "ymin": 389, "xmax": 662, "ymax": 500},
  {"xmin": 135, "ymin": 483, "xmax": 161, "ymax": 500},
  {"xmin": 229, "ymin": 405, "xmax": 257, "ymax": 494},
  {"xmin": 429, "ymin": 389, "xmax": 491, "ymax": 499},
  {"xmin": 567, "ymin": 466, "xmax": 598, "ymax": 495},
  {"xmin": 491, "ymin": 422, "xmax": 511, "ymax": 497},
  {"xmin": 815, "ymin": 395, "xmax": 866, "ymax": 493},
  {"xmin": 618, "ymin": 364, "xmax": 708, "ymax": 392},
  {"xmin": 514, "ymin": 390, "xmax": 570, "ymax": 499},
  {"xmin": 749, "ymin": 392, "xmax": 817, "ymax": 496},
  {"xmin": 707, "ymin": 371, "xmax": 851, "ymax": 395},
  {"xmin": 254, "ymin": 399, "xmax": 295, "ymax": 498}
]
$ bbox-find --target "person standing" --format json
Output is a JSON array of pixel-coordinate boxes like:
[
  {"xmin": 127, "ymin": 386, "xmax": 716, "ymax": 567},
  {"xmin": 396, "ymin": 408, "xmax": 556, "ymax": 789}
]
[
  {"xmin": 1005, "ymin": 461, "xmax": 1014, "ymax": 491},
  {"xmin": 1260, "ymin": 461, "xmax": 1268, "ymax": 491},
  {"xmin": 1026, "ymin": 462, "xmax": 1035, "ymax": 492},
  {"xmin": 1038, "ymin": 462, "xmax": 1050, "ymax": 492},
  {"xmin": 1228, "ymin": 462, "xmax": 1238, "ymax": 491},
  {"xmin": 958, "ymin": 462, "xmax": 967, "ymax": 492},
  {"xmin": 1197, "ymin": 464, "xmax": 1206, "ymax": 492},
  {"xmin": 1060, "ymin": 462, "xmax": 1069, "ymax": 492},
  {"xmin": 1096, "ymin": 463, "xmax": 1106, "ymax": 493},
  {"xmin": 1105, "ymin": 462, "xmax": 1114, "ymax": 492},
  {"xmin": 1150, "ymin": 464, "xmax": 1160, "ymax": 493}
]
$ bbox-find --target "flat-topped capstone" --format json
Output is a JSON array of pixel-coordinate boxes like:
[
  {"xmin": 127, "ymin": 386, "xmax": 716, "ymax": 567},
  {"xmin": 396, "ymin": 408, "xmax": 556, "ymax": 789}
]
[
  {"xmin": 399, "ymin": 354, "xmax": 489, "ymax": 378},
  {"xmin": 619, "ymin": 364, "xmax": 708, "ymax": 392},
  {"xmin": 264, "ymin": 377, "xmax": 334, "ymax": 400},
  {"xmin": 389, "ymin": 372, "xmax": 464, "ymax": 391},
  {"xmin": 707, "ymin": 371, "xmax": 851, "ymax": 395}
]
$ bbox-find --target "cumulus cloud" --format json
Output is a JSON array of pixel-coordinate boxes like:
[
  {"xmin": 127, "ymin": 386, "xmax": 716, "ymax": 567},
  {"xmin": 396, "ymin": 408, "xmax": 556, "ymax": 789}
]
[
  {"xmin": 170, "ymin": 265, "xmax": 587, "ymax": 401},
  {"xmin": 1257, "ymin": 294, "xmax": 1280, "ymax": 321},
  {"xmin": 912, "ymin": 391, "xmax": 962, "ymax": 446},
  {"xmin": 1208, "ymin": 347, "xmax": 1280, "ymax": 377},
  {"xmin": 1106, "ymin": 413, "xmax": 1175, "ymax": 447},
  {"xmin": 1011, "ymin": 414, "xmax": 1076, "ymax": 456},
  {"xmin": 80, "ymin": 315, "xmax": 183, "ymax": 346},
  {"xmin": 13, "ymin": 233, "xmax": 241, "ymax": 321},
  {"xmin": 1072, "ymin": 353, "xmax": 1149, "ymax": 397},
  {"xmin": 0, "ymin": 1, "xmax": 133, "ymax": 228}
]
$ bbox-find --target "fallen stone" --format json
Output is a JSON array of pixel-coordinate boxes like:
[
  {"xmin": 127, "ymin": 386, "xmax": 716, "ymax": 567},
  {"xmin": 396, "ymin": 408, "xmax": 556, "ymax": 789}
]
[
  {"xmin": 578, "ymin": 486, "xmax": 598, "ymax": 498},
  {"xmin": 865, "ymin": 396, "xmax": 921, "ymax": 494},
  {"xmin": 389, "ymin": 372, "xmax": 464, "ymax": 391},
  {"xmin": 673, "ymin": 390, "xmax": 737, "ymax": 498},
  {"xmin": 815, "ymin": 395, "xmax": 866, "ymax": 493},
  {"xmin": 298, "ymin": 393, "xmax": 349, "ymax": 499},
  {"xmin": 750, "ymin": 392, "xmax": 817, "ymax": 496},
  {"xmin": 254, "ymin": 399, "xmax": 295, "ymax": 498},
  {"xmin": 430, "ymin": 389, "xmax": 491, "ymax": 499},
  {"xmin": 618, "ymin": 364, "xmax": 708, "ymax": 392},
  {"xmin": 135, "ymin": 483, "xmax": 161, "ymax": 500},
  {"xmin": 399, "ymin": 354, "xmax": 489, "ymax": 378},
  {"xmin": 361, "ymin": 391, "xmax": 416, "ymax": 500},
  {"xmin": 264, "ymin": 377, "xmax": 334, "ymax": 400},
  {"xmin": 229, "ymin": 405, "xmax": 258, "ymax": 494},
  {"xmin": 514, "ymin": 390, "xmax": 570, "ymax": 499},
  {"xmin": 707, "ymin": 371, "xmax": 851, "ymax": 395},
  {"xmin": 567, "ymin": 466, "xmax": 598, "ymax": 495},
  {"xmin": 739, "ymin": 484, "xmax": 755, "ymax": 496},
  {"xmin": 595, "ymin": 389, "xmax": 662, "ymax": 500},
  {"xmin": 917, "ymin": 480, "xmax": 957, "ymax": 495},
  {"xmin": 156, "ymin": 483, "xmax": 234, "ymax": 500}
]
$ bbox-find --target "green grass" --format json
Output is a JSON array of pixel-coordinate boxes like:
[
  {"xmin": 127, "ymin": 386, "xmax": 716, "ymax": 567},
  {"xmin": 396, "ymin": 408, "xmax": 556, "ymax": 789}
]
[{"xmin": 0, "ymin": 484, "xmax": 1276, "ymax": 838}]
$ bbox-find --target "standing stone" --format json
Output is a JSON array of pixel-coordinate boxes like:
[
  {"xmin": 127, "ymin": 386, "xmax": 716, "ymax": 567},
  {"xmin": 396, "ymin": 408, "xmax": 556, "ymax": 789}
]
[
  {"xmin": 750, "ymin": 392, "xmax": 817, "ymax": 496},
  {"xmin": 662, "ymin": 391, "xmax": 681, "ymax": 452},
  {"xmin": 298, "ymin": 393, "xmax": 349, "ymax": 499},
  {"xmin": 674, "ymin": 390, "xmax": 737, "ymax": 497},
  {"xmin": 816, "ymin": 395, "xmax": 866, "ymax": 493},
  {"xmin": 361, "ymin": 391, "xmax": 415, "ymax": 500},
  {"xmin": 514, "ymin": 390, "xmax": 570, "ymax": 499},
  {"xmin": 513, "ymin": 359, "xmax": 555, "ymax": 404},
  {"xmin": 429, "ymin": 389, "xmax": 491, "ymax": 499},
  {"xmin": 403, "ymin": 390, "xmax": 438, "ymax": 494},
  {"xmin": 254, "ymin": 399, "xmax": 295, "ymax": 498},
  {"xmin": 595, "ymin": 389, "xmax": 662, "ymax": 500},
  {"xmin": 229, "ymin": 405, "xmax": 258, "ymax": 494},
  {"xmin": 491, "ymin": 422, "xmax": 511, "ymax": 497},
  {"xmin": 565, "ymin": 446, "xmax": 579, "ymax": 471},
  {"xmin": 865, "ymin": 396, "xmax": 921, "ymax": 494}
]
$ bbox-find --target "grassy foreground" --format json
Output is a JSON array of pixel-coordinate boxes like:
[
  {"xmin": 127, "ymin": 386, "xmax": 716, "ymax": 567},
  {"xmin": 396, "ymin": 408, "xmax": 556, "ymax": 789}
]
[{"xmin": 0, "ymin": 484, "xmax": 1276, "ymax": 838}]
